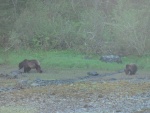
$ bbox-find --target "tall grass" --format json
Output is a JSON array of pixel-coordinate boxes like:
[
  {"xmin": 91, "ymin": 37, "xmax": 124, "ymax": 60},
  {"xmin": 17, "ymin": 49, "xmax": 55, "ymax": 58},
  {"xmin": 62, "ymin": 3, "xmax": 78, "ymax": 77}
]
[{"xmin": 0, "ymin": 50, "xmax": 149, "ymax": 71}]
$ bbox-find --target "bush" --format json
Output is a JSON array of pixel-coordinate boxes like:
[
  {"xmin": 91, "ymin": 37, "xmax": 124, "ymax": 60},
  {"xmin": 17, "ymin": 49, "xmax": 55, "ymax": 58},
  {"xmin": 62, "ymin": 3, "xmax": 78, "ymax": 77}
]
[{"xmin": 6, "ymin": 0, "xmax": 150, "ymax": 56}]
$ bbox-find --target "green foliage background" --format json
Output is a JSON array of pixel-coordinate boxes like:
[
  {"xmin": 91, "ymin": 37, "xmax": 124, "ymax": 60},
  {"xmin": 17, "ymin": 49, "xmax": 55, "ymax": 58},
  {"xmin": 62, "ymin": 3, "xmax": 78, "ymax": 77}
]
[
  {"xmin": 0, "ymin": 0, "xmax": 150, "ymax": 56},
  {"xmin": 0, "ymin": 0, "xmax": 150, "ymax": 69}
]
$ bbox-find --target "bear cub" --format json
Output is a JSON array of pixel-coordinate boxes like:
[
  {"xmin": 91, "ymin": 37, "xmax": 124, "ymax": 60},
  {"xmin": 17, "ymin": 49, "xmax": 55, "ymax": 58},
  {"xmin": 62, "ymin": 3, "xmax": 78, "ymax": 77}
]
[{"xmin": 124, "ymin": 64, "xmax": 137, "ymax": 75}]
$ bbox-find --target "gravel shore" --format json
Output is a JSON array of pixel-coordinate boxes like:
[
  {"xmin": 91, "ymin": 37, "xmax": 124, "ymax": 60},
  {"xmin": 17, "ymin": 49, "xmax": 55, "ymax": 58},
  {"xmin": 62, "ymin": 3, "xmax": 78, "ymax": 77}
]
[{"xmin": 0, "ymin": 71, "xmax": 150, "ymax": 113}]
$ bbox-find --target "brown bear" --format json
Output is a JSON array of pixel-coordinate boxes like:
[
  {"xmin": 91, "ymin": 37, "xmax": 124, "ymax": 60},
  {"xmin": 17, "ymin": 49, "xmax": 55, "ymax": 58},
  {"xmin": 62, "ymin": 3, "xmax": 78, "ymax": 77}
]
[
  {"xmin": 19, "ymin": 59, "xmax": 42, "ymax": 73},
  {"xmin": 124, "ymin": 64, "xmax": 137, "ymax": 75}
]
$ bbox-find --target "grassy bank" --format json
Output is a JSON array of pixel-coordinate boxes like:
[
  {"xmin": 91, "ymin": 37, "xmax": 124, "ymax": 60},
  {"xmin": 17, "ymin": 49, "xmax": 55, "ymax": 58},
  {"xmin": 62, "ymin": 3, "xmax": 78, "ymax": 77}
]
[{"xmin": 0, "ymin": 50, "xmax": 149, "ymax": 71}]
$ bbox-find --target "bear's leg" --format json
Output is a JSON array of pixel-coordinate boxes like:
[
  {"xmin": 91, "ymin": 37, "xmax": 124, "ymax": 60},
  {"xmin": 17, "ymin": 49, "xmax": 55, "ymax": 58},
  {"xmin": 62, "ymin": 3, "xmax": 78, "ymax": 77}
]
[{"xmin": 24, "ymin": 67, "xmax": 31, "ymax": 73}]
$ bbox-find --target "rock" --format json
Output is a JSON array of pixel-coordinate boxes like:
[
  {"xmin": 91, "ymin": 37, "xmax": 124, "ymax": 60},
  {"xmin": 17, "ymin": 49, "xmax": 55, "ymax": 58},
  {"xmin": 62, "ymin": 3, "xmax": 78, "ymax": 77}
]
[
  {"xmin": 7, "ymin": 73, "xmax": 18, "ymax": 79},
  {"xmin": 10, "ymin": 70, "xmax": 22, "ymax": 75},
  {"xmin": 100, "ymin": 55, "xmax": 122, "ymax": 63},
  {"xmin": 34, "ymin": 77, "xmax": 42, "ymax": 82},
  {"xmin": 117, "ymin": 69, "xmax": 124, "ymax": 73},
  {"xmin": 0, "ymin": 70, "xmax": 23, "ymax": 79},
  {"xmin": 0, "ymin": 73, "xmax": 5, "ymax": 77},
  {"xmin": 31, "ymin": 82, "xmax": 40, "ymax": 87},
  {"xmin": 15, "ymin": 79, "xmax": 29, "ymax": 89},
  {"xmin": 110, "ymin": 78, "xmax": 117, "ymax": 81},
  {"xmin": 87, "ymin": 71, "xmax": 99, "ymax": 76}
]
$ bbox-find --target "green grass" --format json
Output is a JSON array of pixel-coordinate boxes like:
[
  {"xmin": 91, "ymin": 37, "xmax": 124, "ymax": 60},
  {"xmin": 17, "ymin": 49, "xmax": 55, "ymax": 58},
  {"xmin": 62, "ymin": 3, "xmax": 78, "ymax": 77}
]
[
  {"xmin": 122, "ymin": 55, "xmax": 150, "ymax": 70},
  {"xmin": 0, "ymin": 50, "xmax": 150, "ymax": 71}
]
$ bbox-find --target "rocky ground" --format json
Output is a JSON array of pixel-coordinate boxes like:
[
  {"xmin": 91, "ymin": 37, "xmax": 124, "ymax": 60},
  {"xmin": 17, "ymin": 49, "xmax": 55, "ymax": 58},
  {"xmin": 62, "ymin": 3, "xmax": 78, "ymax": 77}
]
[{"xmin": 0, "ymin": 68, "xmax": 150, "ymax": 113}]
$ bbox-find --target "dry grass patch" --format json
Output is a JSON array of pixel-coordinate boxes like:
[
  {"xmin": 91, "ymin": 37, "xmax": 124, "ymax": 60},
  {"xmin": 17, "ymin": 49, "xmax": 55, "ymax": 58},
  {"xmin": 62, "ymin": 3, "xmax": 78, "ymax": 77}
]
[
  {"xmin": 48, "ymin": 81, "xmax": 150, "ymax": 100},
  {"xmin": 0, "ymin": 79, "xmax": 17, "ymax": 87},
  {"xmin": 2, "ymin": 80, "xmax": 150, "ymax": 100}
]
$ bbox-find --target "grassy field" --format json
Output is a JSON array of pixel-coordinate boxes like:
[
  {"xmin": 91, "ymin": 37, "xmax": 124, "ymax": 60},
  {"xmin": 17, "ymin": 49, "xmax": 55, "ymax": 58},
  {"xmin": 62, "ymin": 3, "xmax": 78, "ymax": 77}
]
[
  {"xmin": 0, "ymin": 50, "xmax": 150, "ymax": 113},
  {"xmin": 0, "ymin": 50, "xmax": 150, "ymax": 71}
]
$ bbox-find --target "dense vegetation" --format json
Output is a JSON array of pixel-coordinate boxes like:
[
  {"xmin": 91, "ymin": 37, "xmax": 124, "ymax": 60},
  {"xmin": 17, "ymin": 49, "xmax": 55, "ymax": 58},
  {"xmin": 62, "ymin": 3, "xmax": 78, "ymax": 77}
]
[
  {"xmin": 0, "ymin": 0, "xmax": 150, "ymax": 56},
  {"xmin": 0, "ymin": 0, "xmax": 150, "ymax": 69}
]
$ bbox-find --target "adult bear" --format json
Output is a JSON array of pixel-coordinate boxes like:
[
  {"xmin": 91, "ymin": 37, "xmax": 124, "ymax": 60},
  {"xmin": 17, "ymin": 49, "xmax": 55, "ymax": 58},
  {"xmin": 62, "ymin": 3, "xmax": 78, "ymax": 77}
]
[
  {"xmin": 124, "ymin": 64, "xmax": 137, "ymax": 75},
  {"xmin": 19, "ymin": 59, "xmax": 42, "ymax": 73}
]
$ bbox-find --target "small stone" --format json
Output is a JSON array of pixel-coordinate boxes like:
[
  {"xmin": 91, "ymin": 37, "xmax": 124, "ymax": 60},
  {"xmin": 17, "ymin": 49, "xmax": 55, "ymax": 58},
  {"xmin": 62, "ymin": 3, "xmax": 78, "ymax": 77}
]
[
  {"xmin": 98, "ymin": 94, "xmax": 103, "ymax": 98},
  {"xmin": 87, "ymin": 72, "xmax": 99, "ymax": 76},
  {"xmin": 116, "ymin": 110, "xmax": 122, "ymax": 112},
  {"xmin": 31, "ymin": 83, "xmax": 40, "ymax": 87}
]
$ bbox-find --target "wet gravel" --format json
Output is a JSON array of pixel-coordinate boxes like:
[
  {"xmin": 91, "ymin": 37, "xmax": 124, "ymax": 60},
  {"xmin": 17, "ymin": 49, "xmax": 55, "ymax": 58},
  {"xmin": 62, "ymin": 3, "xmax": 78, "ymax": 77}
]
[
  {"xmin": 0, "ymin": 70, "xmax": 129, "ymax": 92},
  {"xmin": 0, "ymin": 71, "xmax": 150, "ymax": 113}
]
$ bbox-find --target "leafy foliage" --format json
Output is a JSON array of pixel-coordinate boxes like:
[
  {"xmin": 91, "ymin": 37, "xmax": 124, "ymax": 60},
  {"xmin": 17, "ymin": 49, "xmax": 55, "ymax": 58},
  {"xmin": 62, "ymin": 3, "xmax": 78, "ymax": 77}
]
[{"xmin": 1, "ymin": 0, "xmax": 150, "ymax": 56}]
